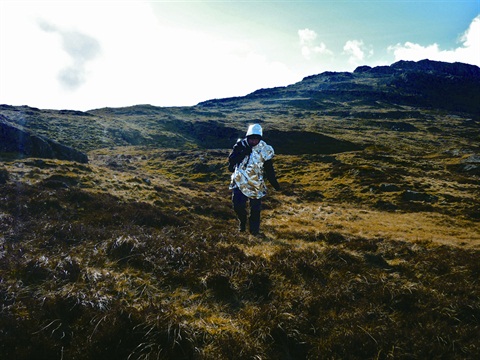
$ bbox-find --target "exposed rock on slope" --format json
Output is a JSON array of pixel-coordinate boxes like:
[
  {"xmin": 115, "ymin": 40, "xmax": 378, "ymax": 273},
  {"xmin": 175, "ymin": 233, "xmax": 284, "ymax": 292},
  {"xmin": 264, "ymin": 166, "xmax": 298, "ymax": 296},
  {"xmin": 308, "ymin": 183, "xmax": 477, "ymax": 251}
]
[{"xmin": 0, "ymin": 116, "xmax": 88, "ymax": 163}]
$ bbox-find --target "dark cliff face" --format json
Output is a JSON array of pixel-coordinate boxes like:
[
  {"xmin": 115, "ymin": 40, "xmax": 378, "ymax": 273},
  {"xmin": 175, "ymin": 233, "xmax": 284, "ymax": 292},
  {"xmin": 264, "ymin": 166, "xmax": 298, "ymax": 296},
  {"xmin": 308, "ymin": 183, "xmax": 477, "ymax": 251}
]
[{"xmin": 0, "ymin": 117, "xmax": 88, "ymax": 163}]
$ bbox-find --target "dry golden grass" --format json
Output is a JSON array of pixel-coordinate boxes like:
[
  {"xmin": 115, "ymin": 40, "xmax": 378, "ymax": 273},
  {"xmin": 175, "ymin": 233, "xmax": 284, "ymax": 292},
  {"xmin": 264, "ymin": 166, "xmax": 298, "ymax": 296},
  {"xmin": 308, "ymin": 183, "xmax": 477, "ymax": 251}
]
[{"xmin": 264, "ymin": 198, "xmax": 480, "ymax": 249}]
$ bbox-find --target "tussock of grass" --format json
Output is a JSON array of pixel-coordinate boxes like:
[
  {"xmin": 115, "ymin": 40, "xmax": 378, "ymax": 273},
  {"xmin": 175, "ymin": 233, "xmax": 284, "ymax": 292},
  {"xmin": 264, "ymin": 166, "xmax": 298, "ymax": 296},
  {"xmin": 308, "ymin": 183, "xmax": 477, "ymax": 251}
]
[{"xmin": 1, "ymin": 155, "xmax": 479, "ymax": 359}]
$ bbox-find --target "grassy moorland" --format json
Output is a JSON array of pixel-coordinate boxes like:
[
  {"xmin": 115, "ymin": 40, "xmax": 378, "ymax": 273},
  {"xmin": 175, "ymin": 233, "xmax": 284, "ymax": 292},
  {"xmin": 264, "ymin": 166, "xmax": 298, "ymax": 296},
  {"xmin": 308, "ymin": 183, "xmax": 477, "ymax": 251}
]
[{"xmin": 0, "ymin": 60, "xmax": 479, "ymax": 359}]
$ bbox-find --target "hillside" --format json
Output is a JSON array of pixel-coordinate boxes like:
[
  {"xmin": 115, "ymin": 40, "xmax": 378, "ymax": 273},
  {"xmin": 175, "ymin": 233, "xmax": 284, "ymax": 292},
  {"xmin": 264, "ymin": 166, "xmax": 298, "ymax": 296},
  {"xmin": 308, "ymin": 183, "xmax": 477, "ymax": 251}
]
[{"xmin": 0, "ymin": 59, "xmax": 479, "ymax": 359}]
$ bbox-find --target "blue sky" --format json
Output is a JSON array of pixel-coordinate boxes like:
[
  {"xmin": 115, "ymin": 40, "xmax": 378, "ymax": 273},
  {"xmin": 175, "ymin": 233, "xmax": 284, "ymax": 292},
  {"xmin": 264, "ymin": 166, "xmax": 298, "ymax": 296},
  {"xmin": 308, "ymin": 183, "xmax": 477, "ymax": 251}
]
[{"xmin": 1, "ymin": 0, "xmax": 479, "ymax": 111}]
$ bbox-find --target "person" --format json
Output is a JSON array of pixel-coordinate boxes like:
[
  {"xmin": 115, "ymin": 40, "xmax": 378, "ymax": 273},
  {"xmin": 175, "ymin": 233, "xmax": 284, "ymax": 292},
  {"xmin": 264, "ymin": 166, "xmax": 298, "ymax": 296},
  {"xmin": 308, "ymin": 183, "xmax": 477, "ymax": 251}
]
[{"xmin": 228, "ymin": 124, "xmax": 280, "ymax": 235}]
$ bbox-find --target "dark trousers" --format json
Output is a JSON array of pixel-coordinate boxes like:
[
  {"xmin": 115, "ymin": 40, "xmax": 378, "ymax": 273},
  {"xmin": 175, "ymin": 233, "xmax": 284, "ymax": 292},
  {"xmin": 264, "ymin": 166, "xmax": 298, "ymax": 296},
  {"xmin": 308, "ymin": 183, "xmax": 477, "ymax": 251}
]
[{"xmin": 232, "ymin": 188, "xmax": 261, "ymax": 234}]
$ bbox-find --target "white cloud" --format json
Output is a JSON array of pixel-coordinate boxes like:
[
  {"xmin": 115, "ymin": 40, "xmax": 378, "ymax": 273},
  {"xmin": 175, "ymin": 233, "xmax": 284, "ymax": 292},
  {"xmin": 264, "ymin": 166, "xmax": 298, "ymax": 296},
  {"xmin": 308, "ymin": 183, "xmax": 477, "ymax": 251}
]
[
  {"xmin": 298, "ymin": 28, "xmax": 333, "ymax": 60},
  {"xmin": 0, "ymin": 1, "xmax": 298, "ymax": 110},
  {"xmin": 343, "ymin": 40, "xmax": 373, "ymax": 66},
  {"xmin": 299, "ymin": 28, "xmax": 317, "ymax": 45},
  {"xmin": 38, "ymin": 19, "xmax": 101, "ymax": 90},
  {"xmin": 388, "ymin": 15, "xmax": 480, "ymax": 66}
]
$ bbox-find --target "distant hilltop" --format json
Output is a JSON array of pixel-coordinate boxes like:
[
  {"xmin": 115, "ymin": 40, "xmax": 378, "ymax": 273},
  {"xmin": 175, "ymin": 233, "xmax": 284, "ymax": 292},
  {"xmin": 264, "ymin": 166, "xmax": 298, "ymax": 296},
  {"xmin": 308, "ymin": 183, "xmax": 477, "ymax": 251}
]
[
  {"xmin": 200, "ymin": 59, "xmax": 480, "ymax": 115},
  {"xmin": 355, "ymin": 59, "xmax": 480, "ymax": 77},
  {"xmin": 298, "ymin": 59, "xmax": 480, "ymax": 79}
]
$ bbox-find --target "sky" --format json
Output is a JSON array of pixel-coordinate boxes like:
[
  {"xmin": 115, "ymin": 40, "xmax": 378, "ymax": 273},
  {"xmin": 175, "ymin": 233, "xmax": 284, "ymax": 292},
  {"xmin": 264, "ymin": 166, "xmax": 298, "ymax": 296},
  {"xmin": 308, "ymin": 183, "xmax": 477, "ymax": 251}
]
[{"xmin": 0, "ymin": 0, "xmax": 479, "ymax": 111}]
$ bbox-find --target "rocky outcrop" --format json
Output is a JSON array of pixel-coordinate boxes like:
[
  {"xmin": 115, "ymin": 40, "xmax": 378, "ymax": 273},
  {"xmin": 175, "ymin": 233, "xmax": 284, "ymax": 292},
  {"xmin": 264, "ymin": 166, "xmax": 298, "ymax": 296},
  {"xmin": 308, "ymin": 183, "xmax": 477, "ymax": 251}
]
[
  {"xmin": 354, "ymin": 59, "xmax": 480, "ymax": 78},
  {"xmin": 199, "ymin": 59, "xmax": 480, "ymax": 115},
  {"xmin": 391, "ymin": 59, "xmax": 480, "ymax": 78},
  {"xmin": 0, "ymin": 116, "xmax": 88, "ymax": 163},
  {"xmin": 401, "ymin": 190, "xmax": 438, "ymax": 203}
]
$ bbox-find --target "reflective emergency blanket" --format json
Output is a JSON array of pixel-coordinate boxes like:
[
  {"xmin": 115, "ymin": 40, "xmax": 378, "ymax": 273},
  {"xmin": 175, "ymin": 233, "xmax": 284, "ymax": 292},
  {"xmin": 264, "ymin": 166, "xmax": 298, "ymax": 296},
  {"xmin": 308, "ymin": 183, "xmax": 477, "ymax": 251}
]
[{"xmin": 230, "ymin": 140, "xmax": 275, "ymax": 199}]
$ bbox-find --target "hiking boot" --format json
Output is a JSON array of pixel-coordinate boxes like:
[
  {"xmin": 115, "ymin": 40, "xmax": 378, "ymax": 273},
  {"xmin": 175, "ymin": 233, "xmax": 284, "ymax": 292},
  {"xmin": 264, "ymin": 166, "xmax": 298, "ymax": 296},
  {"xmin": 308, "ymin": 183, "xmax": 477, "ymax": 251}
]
[
  {"xmin": 250, "ymin": 231, "xmax": 267, "ymax": 239},
  {"xmin": 249, "ymin": 225, "xmax": 260, "ymax": 236}
]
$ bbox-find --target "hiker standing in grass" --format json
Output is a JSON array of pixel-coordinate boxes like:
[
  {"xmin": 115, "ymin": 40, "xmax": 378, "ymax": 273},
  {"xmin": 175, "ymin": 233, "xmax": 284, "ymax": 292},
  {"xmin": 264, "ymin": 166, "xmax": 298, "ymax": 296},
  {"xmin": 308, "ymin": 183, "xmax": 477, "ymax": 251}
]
[{"xmin": 228, "ymin": 124, "xmax": 280, "ymax": 235}]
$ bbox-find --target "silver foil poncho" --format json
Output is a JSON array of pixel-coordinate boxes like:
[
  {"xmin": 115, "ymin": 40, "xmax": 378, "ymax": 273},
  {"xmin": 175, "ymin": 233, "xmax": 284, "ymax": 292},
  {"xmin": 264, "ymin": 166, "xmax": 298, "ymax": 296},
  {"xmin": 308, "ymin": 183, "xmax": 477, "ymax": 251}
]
[{"xmin": 230, "ymin": 140, "xmax": 275, "ymax": 199}]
